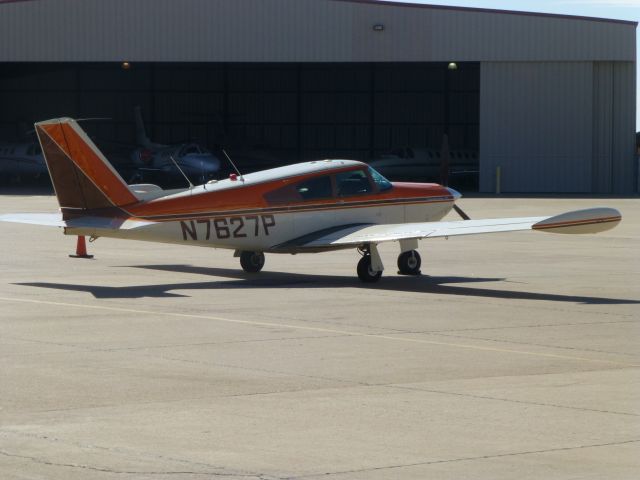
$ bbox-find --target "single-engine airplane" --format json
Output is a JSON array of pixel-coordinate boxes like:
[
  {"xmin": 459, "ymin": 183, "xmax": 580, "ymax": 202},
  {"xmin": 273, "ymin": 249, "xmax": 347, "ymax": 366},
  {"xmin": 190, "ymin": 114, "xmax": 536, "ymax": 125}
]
[{"xmin": 0, "ymin": 118, "xmax": 622, "ymax": 282}]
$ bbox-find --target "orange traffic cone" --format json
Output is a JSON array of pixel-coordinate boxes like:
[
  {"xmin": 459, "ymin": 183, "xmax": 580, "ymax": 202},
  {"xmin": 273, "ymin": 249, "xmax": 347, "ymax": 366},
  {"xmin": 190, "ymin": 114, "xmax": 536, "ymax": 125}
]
[{"xmin": 69, "ymin": 236, "xmax": 94, "ymax": 259}]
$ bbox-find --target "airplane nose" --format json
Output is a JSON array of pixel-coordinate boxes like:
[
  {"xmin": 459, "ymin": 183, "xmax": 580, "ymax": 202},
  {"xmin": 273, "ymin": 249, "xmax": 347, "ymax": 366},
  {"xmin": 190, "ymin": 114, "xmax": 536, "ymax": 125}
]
[{"xmin": 446, "ymin": 187, "xmax": 462, "ymax": 200}]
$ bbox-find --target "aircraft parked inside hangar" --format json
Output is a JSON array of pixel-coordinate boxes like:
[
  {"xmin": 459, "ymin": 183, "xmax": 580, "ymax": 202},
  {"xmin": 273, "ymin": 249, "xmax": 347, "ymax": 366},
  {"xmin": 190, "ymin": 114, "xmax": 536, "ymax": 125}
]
[
  {"xmin": 370, "ymin": 146, "xmax": 478, "ymax": 187},
  {"xmin": 0, "ymin": 118, "xmax": 622, "ymax": 282},
  {"xmin": 0, "ymin": 121, "xmax": 48, "ymax": 183},
  {"xmin": 0, "ymin": 141, "xmax": 47, "ymax": 182},
  {"xmin": 119, "ymin": 106, "xmax": 221, "ymax": 186}
]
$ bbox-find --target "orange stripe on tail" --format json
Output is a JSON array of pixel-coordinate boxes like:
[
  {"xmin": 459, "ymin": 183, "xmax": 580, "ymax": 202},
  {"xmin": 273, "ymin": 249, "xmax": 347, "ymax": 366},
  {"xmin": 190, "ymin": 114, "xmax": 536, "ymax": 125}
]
[{"xmin": 35, "ymin": 118, "xmax": 138, "ymax": 218}]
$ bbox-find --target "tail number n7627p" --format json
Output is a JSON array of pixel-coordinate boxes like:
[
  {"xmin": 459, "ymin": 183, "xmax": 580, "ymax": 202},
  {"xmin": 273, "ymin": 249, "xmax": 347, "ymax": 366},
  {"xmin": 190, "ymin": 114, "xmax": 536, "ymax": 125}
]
[{"xmin": 180, "ymin": 215, "xmax": 276, "ymax": 241}]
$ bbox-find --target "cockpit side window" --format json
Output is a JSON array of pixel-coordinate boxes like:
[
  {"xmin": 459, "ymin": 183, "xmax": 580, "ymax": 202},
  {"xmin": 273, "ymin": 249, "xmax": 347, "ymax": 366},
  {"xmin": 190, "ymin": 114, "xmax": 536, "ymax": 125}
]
[
  {"xmin": 368, "ymin": 167, "xmax": 393, "ymax": 192},
  {"xmin": 181, "ymin": 145, "xmax": 200, "ymax": 155},
  {"xmin": 336, "ymin": 169, "xmax": 373, "ymax": 197}
]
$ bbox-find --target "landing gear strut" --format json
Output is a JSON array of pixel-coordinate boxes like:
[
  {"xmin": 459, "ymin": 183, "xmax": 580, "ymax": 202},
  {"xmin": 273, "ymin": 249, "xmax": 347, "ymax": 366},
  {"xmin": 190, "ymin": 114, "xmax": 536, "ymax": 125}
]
[
  {"xmin": 239, "ymin": 251, "xmax": 265, "ymax": 273},
  {"xmin": 397, "ymin": 250, "xmax": 421, "ymax": 276},
  {"xmin": 357, "ymin": 245, "xmax": 383, "ymax": 283}
]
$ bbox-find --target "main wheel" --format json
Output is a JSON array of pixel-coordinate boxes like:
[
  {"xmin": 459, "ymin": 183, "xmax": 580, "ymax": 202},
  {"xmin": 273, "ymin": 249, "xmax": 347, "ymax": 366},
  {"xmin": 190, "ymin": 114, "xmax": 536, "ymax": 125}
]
[
  {"xmin": 397, "ymin": 250, "xmax": 421, "ymax": 275},
  {"xmin": 357, "ymin": 255, "xmax": 382, "ymax": 283},
  {"xmin": 240, "ymin": 251, "xmax": 265, "ymax": 273}
]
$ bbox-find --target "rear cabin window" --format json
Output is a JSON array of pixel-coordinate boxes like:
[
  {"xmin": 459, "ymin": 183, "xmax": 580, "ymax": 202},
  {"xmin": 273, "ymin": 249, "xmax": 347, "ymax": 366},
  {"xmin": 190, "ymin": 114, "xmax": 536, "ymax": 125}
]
[
  {"xmin": 336, "ymin": 169, "xmax": 373, "ymax": 197},
  {"xmin": 296, "ymin": 175, "xmax": 333, "ymax": 200}
]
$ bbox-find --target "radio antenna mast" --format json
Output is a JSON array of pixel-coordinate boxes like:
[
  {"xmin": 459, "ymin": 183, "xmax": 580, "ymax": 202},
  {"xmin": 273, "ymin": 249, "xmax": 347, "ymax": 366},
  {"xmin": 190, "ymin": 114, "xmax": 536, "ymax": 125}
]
[
  {"xmin": 169, "ymin": 155, "xmax": 195, "ymax": 189},
  {"xmin": 222, "ymin": 149, "xmax": 244, "ymax": 182}
]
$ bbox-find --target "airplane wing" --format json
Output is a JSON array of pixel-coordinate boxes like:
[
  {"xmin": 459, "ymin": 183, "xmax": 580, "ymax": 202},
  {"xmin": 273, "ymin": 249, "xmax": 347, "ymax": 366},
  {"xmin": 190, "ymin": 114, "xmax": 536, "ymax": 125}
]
[{"xmin": 284, "ymin": 208, "xmax": 621, "ymax": 250}]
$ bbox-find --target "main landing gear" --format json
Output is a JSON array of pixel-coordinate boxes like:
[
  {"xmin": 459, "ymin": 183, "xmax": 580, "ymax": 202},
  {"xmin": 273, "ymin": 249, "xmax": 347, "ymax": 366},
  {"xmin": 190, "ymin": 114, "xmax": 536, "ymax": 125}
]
[
  {"xmin": 397, "ymin": 250, "xmax": 421, "ymax": 276},
  {"xmin": 356, "ymin": 244, "xmax": 422, "ymax": 283},
  {"xmin": 357, "ymin": 253, "xmax": 383, "ymax": 283},
  {"xmin": 239, "ymin": 251, "xmax": 265, "ymax": 273},
  {"xmin": 235, "ymin": 247, "xmax": 422, "ymax": 282}
]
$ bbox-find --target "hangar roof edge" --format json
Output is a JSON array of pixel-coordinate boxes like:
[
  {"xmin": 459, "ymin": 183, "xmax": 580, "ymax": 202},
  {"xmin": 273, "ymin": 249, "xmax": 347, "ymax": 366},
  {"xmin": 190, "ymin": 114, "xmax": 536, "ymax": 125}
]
[
  {"xmin": 1, "ymin": 0, "xmax": 636, "ymax": 26},
  {"xmin": 330, "ymin": 0, "xmax": 638, "ymax": 27}
]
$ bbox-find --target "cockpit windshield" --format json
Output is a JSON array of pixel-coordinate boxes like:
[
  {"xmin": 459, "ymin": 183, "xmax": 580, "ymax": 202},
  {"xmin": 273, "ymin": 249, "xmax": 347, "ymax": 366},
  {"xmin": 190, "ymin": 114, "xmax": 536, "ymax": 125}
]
[{"xmin": 369, "ymin": 166, "xmax": 392, "ymax": 192}]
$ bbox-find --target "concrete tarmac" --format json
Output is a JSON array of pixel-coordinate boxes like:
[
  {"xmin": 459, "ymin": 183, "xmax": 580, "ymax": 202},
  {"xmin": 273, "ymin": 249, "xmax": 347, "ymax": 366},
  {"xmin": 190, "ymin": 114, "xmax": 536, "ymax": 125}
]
[{"xmin": 0, "ymin": 193, "xmax": 638, "ymax": 479}]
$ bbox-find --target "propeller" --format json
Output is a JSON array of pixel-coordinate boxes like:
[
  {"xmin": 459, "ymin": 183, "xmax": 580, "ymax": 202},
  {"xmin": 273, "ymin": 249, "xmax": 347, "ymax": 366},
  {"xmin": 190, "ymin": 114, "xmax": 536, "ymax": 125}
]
[
  {"xmin": 444, "ymin": 186, "xmax": 471, "ymax": 220},
  {"xmin": 440, "ymin": 134, "xmax": 471, "ymax": 221},
  {"xmin": 453, "ymin": 204, "xmax": 471, "ymax": 220}
]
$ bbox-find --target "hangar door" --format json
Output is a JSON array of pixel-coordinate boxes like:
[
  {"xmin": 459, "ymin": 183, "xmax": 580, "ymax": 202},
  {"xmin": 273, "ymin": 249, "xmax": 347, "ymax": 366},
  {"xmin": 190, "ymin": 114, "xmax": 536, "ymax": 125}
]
[{"xmin": 0, "ymin": 62, "xmax": 479, "ymax": 184}]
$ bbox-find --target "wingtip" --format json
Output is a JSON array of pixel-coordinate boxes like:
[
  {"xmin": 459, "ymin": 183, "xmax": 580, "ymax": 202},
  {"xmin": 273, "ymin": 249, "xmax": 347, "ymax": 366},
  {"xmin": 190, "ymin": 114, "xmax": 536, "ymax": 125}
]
[{"xmin": 533, "ymin": 208, "xmax": 621, "ymax": 234}]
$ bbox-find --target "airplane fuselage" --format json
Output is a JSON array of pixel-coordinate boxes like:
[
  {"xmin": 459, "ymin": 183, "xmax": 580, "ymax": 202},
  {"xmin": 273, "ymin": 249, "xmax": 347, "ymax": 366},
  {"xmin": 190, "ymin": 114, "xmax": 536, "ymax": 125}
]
[{"xmin": 65, "ymin": 161, "xmax": 456, "ymax": 253}]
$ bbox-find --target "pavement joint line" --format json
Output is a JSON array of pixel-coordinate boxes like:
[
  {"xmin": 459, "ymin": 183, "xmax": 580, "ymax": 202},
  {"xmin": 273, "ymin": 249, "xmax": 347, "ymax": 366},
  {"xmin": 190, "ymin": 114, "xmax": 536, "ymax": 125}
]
[
  {"xmin": 1, "ymin": 296, "xmax": 638, "ymax": 368},
  {"xmin": 0, "ymin": 450, "xmax": 269, "ymax": 478},
  {"xmin": 387, "ymin": 384, "xmax": 640, "ymax": 417},
  {"xmin": 423, "ymin": 331, "xmax": 640, "ymax": 358},
  {"xmin": 4, "ymin": 367, "xmax": 637, "ymax": 417},
  {"xmin": 289, "ymin": 439, "xmax": 640, "ymax": 478},
  {"xmin": 0, "ymin": 431, "xmax": 271, "ymax": 479},
  {"xmin": 424, "ymin": 318, "xmax": 640, "ymax": 334},
  {"xmin": 1, "ymin": 333, "xmax": 357, "ymax": 356}
]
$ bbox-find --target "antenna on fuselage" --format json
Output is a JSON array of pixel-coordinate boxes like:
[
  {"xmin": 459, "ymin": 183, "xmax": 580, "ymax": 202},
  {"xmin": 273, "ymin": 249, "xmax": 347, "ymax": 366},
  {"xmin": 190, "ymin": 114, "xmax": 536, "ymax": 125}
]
[
  {"xmin": 169, "ymin": 155, "xmax": 195, "ymax": 189},
  {"xmin": 222, "ymin": 149, "xmax": 244, "ymax": 182}
]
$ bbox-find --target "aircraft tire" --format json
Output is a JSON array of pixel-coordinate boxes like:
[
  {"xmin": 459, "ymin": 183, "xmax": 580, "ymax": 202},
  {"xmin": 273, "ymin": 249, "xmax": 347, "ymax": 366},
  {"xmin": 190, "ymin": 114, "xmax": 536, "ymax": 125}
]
[
  {"xmin": 357, "ymin": 255, "xmax": 382, "ymax": 283},
  {"xmin": 397, "ymin": 250, "xmax": 421, "ymax": 276},
  {"xmin": 240, "ymin": 251, "xmax": 265, "ymax": 273}
]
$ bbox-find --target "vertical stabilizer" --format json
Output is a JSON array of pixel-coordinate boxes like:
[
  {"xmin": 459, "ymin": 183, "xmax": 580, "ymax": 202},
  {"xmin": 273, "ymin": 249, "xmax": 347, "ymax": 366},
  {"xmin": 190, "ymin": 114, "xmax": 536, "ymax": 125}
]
[
  {"xmin": 35, "ymin": 118, "xmax": 139, "ymax": 218},
  {"xmin": 134, "ymin": 106, "xmax": 152, "ymax": 148}
]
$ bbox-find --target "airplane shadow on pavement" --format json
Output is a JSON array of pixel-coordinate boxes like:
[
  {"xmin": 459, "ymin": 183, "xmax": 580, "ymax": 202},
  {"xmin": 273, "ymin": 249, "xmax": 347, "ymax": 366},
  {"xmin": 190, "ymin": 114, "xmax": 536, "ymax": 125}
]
[{"xmin": 15, "ymin": 264, "xmax": 640, "ymax": 305}]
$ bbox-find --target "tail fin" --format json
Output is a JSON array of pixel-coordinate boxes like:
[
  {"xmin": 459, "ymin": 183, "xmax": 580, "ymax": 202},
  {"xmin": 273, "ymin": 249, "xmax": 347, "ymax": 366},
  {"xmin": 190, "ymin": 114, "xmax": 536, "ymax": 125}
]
[
  {"xmin": 134, "ymin": 106, "xmax": 152, "ymax": 148},
  {"xmin": 35, "ymin": 118, "xmax": 140, "ymax": 219}
]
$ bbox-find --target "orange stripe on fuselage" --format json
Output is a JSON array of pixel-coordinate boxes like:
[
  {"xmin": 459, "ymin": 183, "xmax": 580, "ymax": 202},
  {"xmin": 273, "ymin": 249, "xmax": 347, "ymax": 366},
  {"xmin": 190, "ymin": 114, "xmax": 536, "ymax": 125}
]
[
  {"xmin": 134, "ymin": 197, "xmax": 453, "ymax": 222},
  {"xmin": 128, "ymin": 172, "xmax": 451, "ymax": 220}
]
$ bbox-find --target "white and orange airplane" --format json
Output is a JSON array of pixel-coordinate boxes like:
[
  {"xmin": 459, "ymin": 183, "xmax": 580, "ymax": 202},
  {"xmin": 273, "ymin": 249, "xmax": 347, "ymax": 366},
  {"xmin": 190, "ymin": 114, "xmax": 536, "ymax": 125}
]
[{"xmin": 0, "ymin": 118, "xmax": 622, "ymax": 282}]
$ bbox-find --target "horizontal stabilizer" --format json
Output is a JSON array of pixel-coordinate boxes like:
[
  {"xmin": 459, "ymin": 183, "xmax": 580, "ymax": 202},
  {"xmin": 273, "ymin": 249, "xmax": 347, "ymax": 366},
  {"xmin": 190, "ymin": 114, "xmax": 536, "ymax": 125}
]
[
  {"xmin": 0, "ymin": 213, "xmax": 65, "ymax": 227},
  {"xmin": 0, "ymin": 213, "xmax": 156, "ymax": 232}
]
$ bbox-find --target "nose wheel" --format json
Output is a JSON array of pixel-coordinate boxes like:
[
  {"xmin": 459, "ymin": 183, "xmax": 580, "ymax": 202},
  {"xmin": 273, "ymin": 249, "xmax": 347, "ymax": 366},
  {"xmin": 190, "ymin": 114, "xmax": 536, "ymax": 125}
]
[
  {"xmin": 240, "ymin": 251, "xmax": 265, "ymax": 273},
  {"xmin": 397, "ymin": 250, "xmax": 421, "ymax": 276}
]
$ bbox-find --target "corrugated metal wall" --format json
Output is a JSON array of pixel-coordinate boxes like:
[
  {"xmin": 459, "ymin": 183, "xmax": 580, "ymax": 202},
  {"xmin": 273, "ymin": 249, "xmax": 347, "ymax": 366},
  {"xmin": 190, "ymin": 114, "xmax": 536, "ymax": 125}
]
[
  {"xmin": 592, "ymin": 62, "xmax": 614, "ymax": 193},
  {"xmin": 610, "ymin": 62, "xmax": 636, "ymax": 194},
  {"xmin": 0, "ymin": 0, "xmax": 635, "ymax": 62},
  {"xmin": 480, "ymin": 61, "xmax": 636, "ymax": 194}
]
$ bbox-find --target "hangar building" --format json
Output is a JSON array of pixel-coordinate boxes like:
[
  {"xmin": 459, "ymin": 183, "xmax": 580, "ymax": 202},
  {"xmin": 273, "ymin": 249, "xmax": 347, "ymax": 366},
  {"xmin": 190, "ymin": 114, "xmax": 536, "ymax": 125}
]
[{"xmin": 0, "ymin": 0, "xmax": 636, "ymax": 193}]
